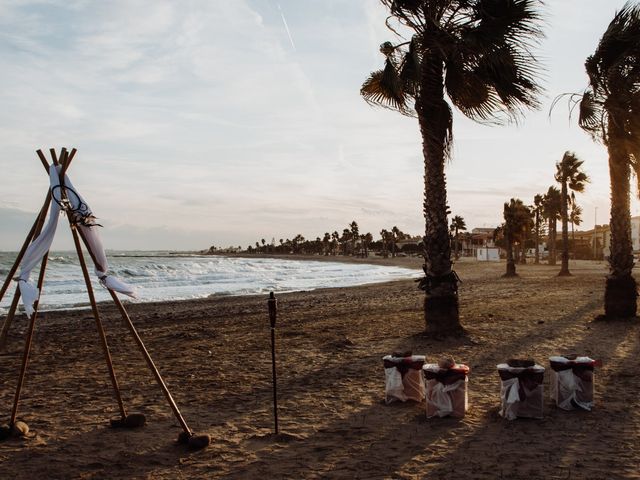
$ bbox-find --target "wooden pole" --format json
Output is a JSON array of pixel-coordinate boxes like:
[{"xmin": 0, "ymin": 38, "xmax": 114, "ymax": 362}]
[
  {"xmin": 8, "ymin": 147, "xmax": 77, "ymax": 422},
  {"xmin": 71, "ymin": 224, "xmax": 192, "ymax": 434},
  {"xmin": 68, "ymin": 226, "xmax": 128, "ymax": 420},
  {"xmin": 0, "ymin": 288, "xmax": 21, "ymax": 349},
  {"xmin": 0, "ymin": 194, "xmax": 50, "ymax": 304},
  {"xmin": 268, "ymin": 292, "xmax": 278, "ymax": 434},
  {"xmin": 0, "ymin": 149, "xmax": 77, "ymax": 347},
  {"xmin": 106, "ymin": 288, "xmax": 192, "ymax": 435},
  {"xmin": 9, "ymin": 247, "xmax": 50, "ymax": 424},
  {"xmin": 53, "ymin": 152, "xmax": 127, "ymax": 420}
]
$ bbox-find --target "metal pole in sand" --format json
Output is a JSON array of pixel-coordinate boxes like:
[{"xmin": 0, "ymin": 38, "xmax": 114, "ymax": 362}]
[{"xmin": 268, "ymin": 291, "xmax": 279, "ymax": 434}]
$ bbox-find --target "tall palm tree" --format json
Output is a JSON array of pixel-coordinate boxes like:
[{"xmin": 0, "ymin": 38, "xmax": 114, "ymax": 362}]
[
  {"xmin": 574, "ymin": 2, "xmax": 640, "ymax": 317},
  {"xmin": 361, "ymin": 0, "xmax": 544, "ymax": 334},
  {"xmin": 543, "ymin": 186, "xmax": 562, "ymax": 266},
  {"xmin": 391, "ymin": 226, "xmax": 404, "ymax": 257},
  {"xmin": 502, "ymin": 198, "xmax": 532, "ymax": 277},
  {"xmin": 350, "ymin": 221, "xmax": 360, "ymax": 256},
  {"xmin": 533, "ymin": 193, "xmax": 544, "ymax": 264},
  {"xmin": 380, "ymin": 229, "xmax": 391, "ymax": 258},
  {"xmin": 450, "ymin": 215, "xmax": 467, "ymax": 260},
  {"xmin": 555, "ymin": 152, "xmax": 589, "ymax": 276},
  {"xmin": 322, "ymin": 232, "xmax": 331, "ymax": 256}
]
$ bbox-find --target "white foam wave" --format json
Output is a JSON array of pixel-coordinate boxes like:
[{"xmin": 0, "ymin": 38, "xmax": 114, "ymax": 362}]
[{"xmin": 0, "ymin": 252, "xmax": 420, "ymax": 314}]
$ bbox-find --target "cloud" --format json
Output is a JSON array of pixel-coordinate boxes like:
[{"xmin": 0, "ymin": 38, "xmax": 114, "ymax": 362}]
[{"xmin": 0, "ymin": 0, "xmax": 634, "ymax": 250}]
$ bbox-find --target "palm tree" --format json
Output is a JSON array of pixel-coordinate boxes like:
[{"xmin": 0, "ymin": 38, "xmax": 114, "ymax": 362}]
[
  {"xmin": 533, "ymin": 194, "xmax": 544, "ymax": 264},
  {"xmin": 569, "ymin": 202, "xmax": 583, "ymax": 248},
  {"xmin": 361, "ymin": 0, "xmax": 544, "ymax": 334},
  {"xmin": 502, "ymin": 199, "xmax": 532, "ymax": 277},
  {"xmin": 331, "ymin": 231, "xmax": 339, "ymax": 255},
  {"xmin": 380, "ymin": 229, "xmax": 390, "ymax": 258},
  {"xmin": 391, "ymin": 226, "xmax": 404, "ymax": 257},
  {"xmin": 555, "ymin": 152, "xmax": 589, "ymax": 276},
  {"xmin": 543, "ymin": 186, "xmax": 562, "ymax": 266},
  {"xmin": 450, "ymin": 215, "xmax": 467, "ymax": 260},
  {"xmin": 364, "ymin": 232, "xmax": 373, "ymax": 257},
  {"xmin": 350, "ymin": 221, "xmax": 359, "ymax": 256},
  {"xmin": 573, "ymin": 3, "xmax": 640, "ymax": 317}
]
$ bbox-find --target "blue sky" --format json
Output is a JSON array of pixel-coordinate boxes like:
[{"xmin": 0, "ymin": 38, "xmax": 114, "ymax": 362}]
[{"xmin": 0, "ymin": 0, "xmax": 636, "ymax": 250}]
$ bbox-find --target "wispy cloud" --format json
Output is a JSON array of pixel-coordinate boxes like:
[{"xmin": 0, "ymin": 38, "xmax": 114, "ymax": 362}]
[
  {"xmin": 0, "ymin": 0, "xmax": 635, "ymax": 250},
  {"xmin": 277, "ymin": 3, "xmax": 296, "ymax": 51}
]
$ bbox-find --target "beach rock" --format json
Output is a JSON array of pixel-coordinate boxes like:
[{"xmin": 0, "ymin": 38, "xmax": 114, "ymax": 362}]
[
  {"xmin": 124, "ymin": 413, "xmax": 146, "ymax": 428},
  {"xmin": 177, "ymin": 431, "xmax": 191, "ymax": 444},
  {"xmin": 0, "ymin": 424, "xmax": 11, "ymax": 441},
  {"xmin": 188, "ymin": 434, "xmax": 211, "ymax": 450}
]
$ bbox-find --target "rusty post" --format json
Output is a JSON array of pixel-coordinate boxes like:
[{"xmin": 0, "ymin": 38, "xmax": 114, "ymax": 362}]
[{"xmin": 268, "ymin": 291, "xmax": 278, "ymax": 434}]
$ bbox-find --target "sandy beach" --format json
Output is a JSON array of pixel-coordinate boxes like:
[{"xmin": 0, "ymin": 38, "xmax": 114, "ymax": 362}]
[{"xmin": 1, "ymin": 257, "xmax": 638, "ymax": 479}]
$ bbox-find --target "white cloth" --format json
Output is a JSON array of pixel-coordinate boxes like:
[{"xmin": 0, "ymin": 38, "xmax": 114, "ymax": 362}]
[
  {"xmin": 499, "ymin": 377, "xmax": 521, "ymax": 420},
  {"xmin": 383, "ymin": 355, "xmax": 426, "ymax": 404},
  {"xmin": 426, "ymin": 379, "xmax": 465, "ymax": 418},
  {"xmin": 549, "ymin": 356, "xmax": 595, "ymax": 411},
  {"xmin": 384, "ymin": 367, "xmax": 407, "ymax": 403},
  {"xmin": 17, "ymin": 164, "xmax": 137, "ymax": 316}
]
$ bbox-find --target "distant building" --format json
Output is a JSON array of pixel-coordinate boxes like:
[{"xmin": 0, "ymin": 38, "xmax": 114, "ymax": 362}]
[{"xmin": 572, "ymin": 215, "xmax": 640, "ymax": 259}]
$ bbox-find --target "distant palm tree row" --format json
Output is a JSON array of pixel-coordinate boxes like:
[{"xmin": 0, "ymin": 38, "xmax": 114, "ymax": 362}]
[
  {"xmin": 242, "ymin": 222, "xmax": 413, "ymax": 258},
  {"xmin": 362, "ymin": 1, "xmax": 640, "ymax": 332},
  {"xmin": 498, "ymin": 152, "xmax": 589, "ymax": 278}
]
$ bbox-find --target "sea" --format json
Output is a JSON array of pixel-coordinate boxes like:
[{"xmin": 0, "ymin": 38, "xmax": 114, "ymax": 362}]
[{"xmin": 0, "ymin": 251, "xmax": 420, "ymax": 314}]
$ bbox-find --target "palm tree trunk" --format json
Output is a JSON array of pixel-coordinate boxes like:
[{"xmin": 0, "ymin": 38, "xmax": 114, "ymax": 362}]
[
  {"xmin": 534, "ymin": 211, "xmax": 540, "ymax": 264},
  {"xmin": 504, "ymin": 231, "xmax": 517, "ymax": 277},
  {"xmin": 605, "ymin": 135, "xmax": 637, "ymax": 318},
  {"xmin": 417, "ymin": 53, "xmax": 461, "ymax": 335},
  {"xmin": 549, "ymin": 219, "xmax": 557, "ymax": 265},
  {"xmin": 559, "ymin": 180, "xmax": 571, "ymax": 276}
]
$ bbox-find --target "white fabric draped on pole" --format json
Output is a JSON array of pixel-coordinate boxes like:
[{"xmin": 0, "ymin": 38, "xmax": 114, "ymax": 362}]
[{"xmin": 17, "ymin": 165, "xmax": 137, "ymax": 316}]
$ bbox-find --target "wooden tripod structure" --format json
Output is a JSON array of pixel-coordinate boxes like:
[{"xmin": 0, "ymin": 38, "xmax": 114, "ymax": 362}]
[{"xmin": 0, "ymin": 148, "xmax": 209, "ymax": 449}]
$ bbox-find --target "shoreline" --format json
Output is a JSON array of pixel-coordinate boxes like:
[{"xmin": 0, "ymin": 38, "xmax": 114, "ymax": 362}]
[{"xmin": 208, "ymin": 251, "xmax": 426, "ymax": 269}]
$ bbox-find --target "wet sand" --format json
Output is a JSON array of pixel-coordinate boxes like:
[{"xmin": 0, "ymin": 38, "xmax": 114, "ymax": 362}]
[{"xmin": 0, "ymin": 258, "xmax": 638, "ymax": 479}]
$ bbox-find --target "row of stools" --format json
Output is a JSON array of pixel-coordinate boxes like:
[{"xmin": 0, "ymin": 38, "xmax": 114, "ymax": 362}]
[{"xmin": 383, "ymin": 354, "xmax": 597, "ymax": 419}]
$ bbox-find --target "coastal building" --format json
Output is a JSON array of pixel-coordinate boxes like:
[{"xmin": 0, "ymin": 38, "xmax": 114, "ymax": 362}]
[{"xmin": 571, "ymin": 216, "xmax": 640, "ymax": 259}]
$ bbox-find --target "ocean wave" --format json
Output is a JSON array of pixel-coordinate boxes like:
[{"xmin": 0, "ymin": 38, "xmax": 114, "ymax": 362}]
[{"xmin": 0, "ymin": 253, "xmax": 420, "ymax": 313}]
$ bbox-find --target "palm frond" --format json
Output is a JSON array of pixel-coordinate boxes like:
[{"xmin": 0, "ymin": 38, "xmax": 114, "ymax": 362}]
[
  {"xmin": 444, "ymin": 57, "xmax": 502, "ymax": 123},
  {"xmin": 360, "ymin": 58, "xmax": 414, "ymax": 116},
  {"xmin": 399, "ymin": 37, "xmax": 422, "ymax": 96},
  {"xmin": 577, "ymin": 89, "xmax": 605, "ymax": 140},
  {"xmin": 467, "ymin": 0, "xmax": 544, "ymax": 50}
]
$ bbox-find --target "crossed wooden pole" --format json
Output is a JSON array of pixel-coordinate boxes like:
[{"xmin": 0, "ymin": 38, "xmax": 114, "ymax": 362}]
[{"xmin": 0, "ymin": 148, "xmax": 209, "ymax": 449}]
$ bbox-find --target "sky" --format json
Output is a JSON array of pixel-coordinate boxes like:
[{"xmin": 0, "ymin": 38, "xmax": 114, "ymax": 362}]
[{"xmin": 0, "ymin": 0, "xmax": 637, "ymax": 251}]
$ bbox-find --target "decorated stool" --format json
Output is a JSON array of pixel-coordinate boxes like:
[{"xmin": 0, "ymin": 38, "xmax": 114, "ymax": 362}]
[
  {"xmin": 423, "ymin": 363, "xmax": 469, "ymax": 418},
  {"xmin": 549, "ymin": 356, "xmax": 596, "ymax": 411},
  {"xmin": 383, "ymin": 354, "xmax": 426, "ymax": 404},
  {"xmin": 497, "ymin": 361, "xmax": 545, "ymax": 420}
]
